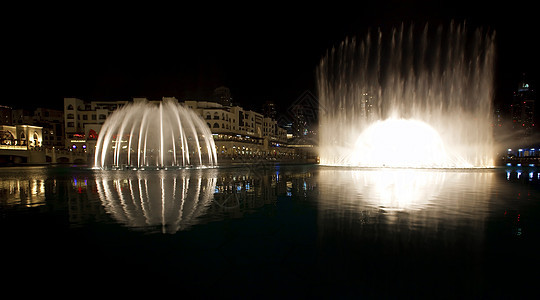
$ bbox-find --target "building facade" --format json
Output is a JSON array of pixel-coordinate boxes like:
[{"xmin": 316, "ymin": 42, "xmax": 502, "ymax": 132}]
[
  {"xmin": 184, "ymin": 100, "xmax": 292, "ymax": 160},
  {"xmin": 64, "ymin": 98, "xmax": 128, "ymax": 151}
]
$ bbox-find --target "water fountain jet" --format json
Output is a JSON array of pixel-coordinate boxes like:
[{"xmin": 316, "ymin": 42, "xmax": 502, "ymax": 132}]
[
  {"xmin": 94, "ymin": 99, "xmax": 217, "ymax": 169},
  {"xmin": 317, "ymin": 23, "xmax": 495, "ymax": 168}
]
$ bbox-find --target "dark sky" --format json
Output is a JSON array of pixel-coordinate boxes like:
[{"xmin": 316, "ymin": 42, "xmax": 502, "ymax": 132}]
[{"xmin": 8, "ymin": 1, "xmax": 539, "ymax": 113}]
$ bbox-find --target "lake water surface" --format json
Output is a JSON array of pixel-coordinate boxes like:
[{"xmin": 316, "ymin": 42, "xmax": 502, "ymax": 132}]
[{"xmin": 1, "ymin": 165, "xmax": 539, "ymax": 297}]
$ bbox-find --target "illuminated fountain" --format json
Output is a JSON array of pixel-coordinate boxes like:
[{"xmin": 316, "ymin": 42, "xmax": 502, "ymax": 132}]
[
  {"xmin": 94, "ymin": 98, "xmax": 217, "ymax": 169},
  {"xmin": 318, "ymin": 23, "xmax": 496, "ymax": 168}
]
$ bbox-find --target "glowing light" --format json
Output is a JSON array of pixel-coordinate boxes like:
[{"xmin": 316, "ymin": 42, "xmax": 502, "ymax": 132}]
[{"xmin": 351, "ymin": 118, "xmax": 461, "ymax": 168}]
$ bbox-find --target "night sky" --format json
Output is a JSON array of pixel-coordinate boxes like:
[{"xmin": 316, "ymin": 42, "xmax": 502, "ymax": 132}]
[{"xmin": 9, "ymin": 1, "xmax": 538, "ymax": 114}]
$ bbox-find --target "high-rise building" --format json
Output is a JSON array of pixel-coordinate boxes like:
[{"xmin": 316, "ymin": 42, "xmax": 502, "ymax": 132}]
[
  {"xmin": 0, "ymin": 105, "xmax": 12, "ymax": 125},
  {"xmin": 511, "ymin": 77, "xmax": 536, "ymax": 136},
  {"xmin": 262, "ymin": 100, "xmax": 277, "ymax": 120},
  {"xmin": 213, "ymin": 86, "xmax": 233, "ymax": 106}
]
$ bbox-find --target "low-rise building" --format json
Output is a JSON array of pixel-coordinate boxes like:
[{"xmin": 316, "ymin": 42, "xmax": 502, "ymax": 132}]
[
  {"xmin": 63, "ymin": 98, "xmax": 128, "ymax": 152},
  {"xmin": 63, "ymin": 96, "xmax": 296, "ymax": 162},
  {"xmin": 184, "ymin": 100, "xmax": 293, "ymax": 160},
  {"xmin": 0, "ymin": 124, "xmax": 42, "ymax": 149}
]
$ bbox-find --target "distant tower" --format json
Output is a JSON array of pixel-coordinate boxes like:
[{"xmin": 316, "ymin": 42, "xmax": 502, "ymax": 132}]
[
  {"xmin": 511, "ymin": 75, "xmax": 536, "ymax": 136},
  {"xmin": 213, "ymin": 86, "xmax": 232, "ymax": 106},
  {"xmin": 262, "ymin": 100, "xmax": 277, "ymax": 120}
]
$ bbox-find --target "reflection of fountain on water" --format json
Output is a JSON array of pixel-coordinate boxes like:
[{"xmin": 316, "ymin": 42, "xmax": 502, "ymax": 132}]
[
  {"xmin": 94, "ymin": 98, "xmax": 217, "ymax": 169},
  {"xmin": 313, "ymin": 167, "xmax": 497, "ymax": 293},
  {"xmin": 95, "ymin": 170, "xmax": 217, "ymax": 233},
  {"xmin": 316, "ymin": 167, "xmax": 494, "ymax": 226},
  {"xmin": 318, "ymin": 23, "xmax": 495, "ymax": 167}
]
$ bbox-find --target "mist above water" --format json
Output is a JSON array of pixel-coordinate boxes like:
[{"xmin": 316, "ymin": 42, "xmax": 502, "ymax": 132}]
[{"xmin": 317, "ymin": 22, "xmax": 496, "ymax": 167}]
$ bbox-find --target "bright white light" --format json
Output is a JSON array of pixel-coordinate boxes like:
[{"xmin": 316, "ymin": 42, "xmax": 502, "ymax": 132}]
[{"xmin": 352, "ymin": 118, "xmax": 454, "ymax": 168}]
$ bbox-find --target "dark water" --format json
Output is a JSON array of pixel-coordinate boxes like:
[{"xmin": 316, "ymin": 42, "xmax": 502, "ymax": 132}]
[{"xmin": 1, "ymin": 164, "xmax": 539, "ymax": 297}]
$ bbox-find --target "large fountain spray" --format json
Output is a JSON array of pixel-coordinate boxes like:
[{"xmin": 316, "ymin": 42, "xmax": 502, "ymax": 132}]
[
  {"xmin": 317, "ymin": 23, "xmax": 496, "ymax": 168},
  {"xmin": 94, "ymin": 98, "xmax": 217, "ymax": 169}
]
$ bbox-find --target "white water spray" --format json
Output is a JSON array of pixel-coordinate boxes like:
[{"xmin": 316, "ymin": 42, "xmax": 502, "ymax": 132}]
[
  {"xmin": 94, "ymin": 99, "xmax": 217, "ymax": 169},
  {"xmin": 317, "ymin": 22, "xmax": 496, "ymax": 168}
]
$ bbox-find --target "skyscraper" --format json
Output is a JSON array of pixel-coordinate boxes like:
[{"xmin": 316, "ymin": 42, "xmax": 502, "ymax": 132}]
[
  {"xmin": 511, "ymin": 76, "xmax": 535, "ymax": 136},
  {"xmin": 213, "ymin": 86, "xmax": 233, "ymax": 106}
]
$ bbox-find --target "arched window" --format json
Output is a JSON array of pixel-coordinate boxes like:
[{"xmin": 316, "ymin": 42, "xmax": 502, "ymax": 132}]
[
  {"xmin": 32, "ymin": 132, "xmax": 39, "ymax": 147},
  {"xmin": 67, "ymin": 104, "xmax": 73, "ymax": 110},
  {"xmin": 213, "ymin": 123, "xmax": 219, "ymax": 128},
  {"xmin": 0, "ymin": 130, "xmax": 15, "ymax": 145},
  {"xmin": 67, "ymin": 113, "xmax": 74, "ymax": 119}
]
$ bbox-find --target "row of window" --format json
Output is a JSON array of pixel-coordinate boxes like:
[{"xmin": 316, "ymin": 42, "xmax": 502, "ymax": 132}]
[
  {"xmin": 66, "ymin": 113, "xmax": 107, "ymax": 120},
  {"xmin": 204, "ymin": 112, "xmax": 268, "ymax": 123},
  {"xmin": 66, "ymin": 104, "xmax": 120, "ymax": 111}
]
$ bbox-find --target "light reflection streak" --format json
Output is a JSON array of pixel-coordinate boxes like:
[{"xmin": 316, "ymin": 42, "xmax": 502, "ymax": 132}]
[{"xmin": 0, "ymin": 178, "xmax": 47, "ymax": 207}]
